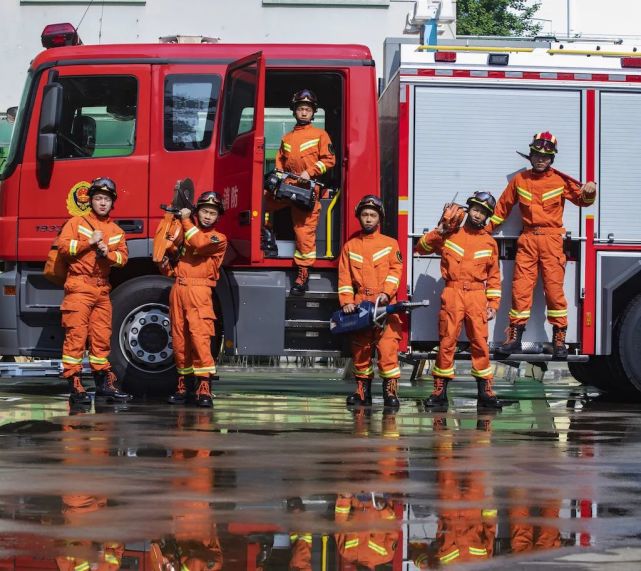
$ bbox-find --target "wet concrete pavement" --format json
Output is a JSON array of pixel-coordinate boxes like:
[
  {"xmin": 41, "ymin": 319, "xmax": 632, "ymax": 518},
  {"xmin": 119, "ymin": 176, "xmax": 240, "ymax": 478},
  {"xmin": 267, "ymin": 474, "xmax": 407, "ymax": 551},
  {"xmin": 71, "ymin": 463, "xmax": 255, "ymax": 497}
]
[{"xmin": 0, "ymin": 371, "xmax": 641, "ymax": 569}]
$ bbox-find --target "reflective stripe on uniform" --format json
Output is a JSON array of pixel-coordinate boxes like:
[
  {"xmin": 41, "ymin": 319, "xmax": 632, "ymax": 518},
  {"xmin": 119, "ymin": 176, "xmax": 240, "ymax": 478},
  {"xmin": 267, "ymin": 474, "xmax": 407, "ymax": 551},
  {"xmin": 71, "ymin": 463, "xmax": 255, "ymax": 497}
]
[
  {"xmin": 62, "ymin": 354, "xmax": 83, "ymax": 364},
  {"xmin": 348, "ymin": 251, "xmax": 364, "ymax": 263},
  {"xmin": 282, "ymin": 142, "xmax": 292, "ymax": 152},
  {"xmin": 193, "ymin": 365, "xmax": 216, "ymax": 376},
  {"xmin": 372, "ymin": 246, "xmax": 392, "ymax": 262},
  {"xmin": 353, "ymin": 365, "xmax": 374, "ymax": 377},
  {"xmin": 314, "ymin": 160, "xmax": 327, "ymax": 174},
  {"xmin": 77, "ymin": 225, "xmax": 93, "ymax": 239},
  {"xmin": 432, "ymin": 365, "xmax": 455, "ymax": 377},
  {"xmin": 344, "ymin": 538, "xmax": 359, "ymax": 549},
  {"xmin": 380, "ymin": 366, "xmax": 401, "ymax": 379},
  {"xmin": 542, "ymin": 187, "xmax": 564, "ymax": 201},
  {"xmin": 338, "ymin": 285, "xmax": 354, "ymax": 294},
  {"xmin": 490, "ymin": 214, "xmax": 504, "ymax": 225},
  {"xmin": 509, "ymin": 309, "xmax": 531, "ymax": 319},
  {"xmin": 89, "ymin": 355, "xmax": 108, "ymax": 365},
  {"xmin": 114, "ymin": 251, "xmax": 123, "ymax": 266},
  {"xmin": 108, "ymin": 234, "xmax": 123, "ymax": 245},
  {"xmin": 444, "ymin": 240, "xmax": 464, "ymax": 257},
  {"xmin": 418, "ymin": 235, "xmax": 433, "ymax": 254},
  {"xmin": 471, "ymin": 366, "xmax": 493, "ymax": 378},
  {"xmin": 516, "ymin": 186, "xmax": 532, "ymax": 201},
  {"xmin": 368, "ymin": 540, "xmax": 388, "ymax": 556},
  {"xmin": 473, "ymin": 250, "xmax": 492, "ymax": 259},
  {"xmin": 469, "ymin": 546, "xmax": 488, "ymax": 557},
  {"xmin": 69, "ymin": 239, "xmax": 79, "ymax": 256},
  {"xmin": 335, "ymin": 505, "xmax": 350, "ymax": 514},
  {"xmin": 177, "ymin": 366, "xmax": 194, "ymax": 375},
  {"xmin": 547, "ymin": 308, "xmax": 568, "ymax": 317},
  {"xmin": 185, "ymin": 226, "xmax": 199, "ymax": 241},
  {"xmin": 385, "ymin": 275, "xmax": 400, "ymax": 286},
  {"xmin": 299, "ymin": 138, "xmax": 320, "ymax": 152},
  {"xmin": 294, "ymin": 249, "xmax": 317, "ymax": 260},
  {"xmin": 440, "ymin": 548, "xmax": 460, "ymax": 563},
  {"xmin": 485, "ymin": 289, "xmax": 502, "ymax": 298}
]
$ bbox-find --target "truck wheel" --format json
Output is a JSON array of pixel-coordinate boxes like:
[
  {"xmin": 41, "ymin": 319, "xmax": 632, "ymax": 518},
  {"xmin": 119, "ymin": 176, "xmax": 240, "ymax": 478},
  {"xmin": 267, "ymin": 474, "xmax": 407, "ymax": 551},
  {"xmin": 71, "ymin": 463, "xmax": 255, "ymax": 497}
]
[
  {"xmin": 614, "ymin": 293, "xmax": 641, "ymax": 395},
  {"xmin": 110, "ymin": 276, "xmax": 175, "ymax": 396},
  {"xmin": 568, "ymin": 357, "xmax": 621, "ymax": 392}
]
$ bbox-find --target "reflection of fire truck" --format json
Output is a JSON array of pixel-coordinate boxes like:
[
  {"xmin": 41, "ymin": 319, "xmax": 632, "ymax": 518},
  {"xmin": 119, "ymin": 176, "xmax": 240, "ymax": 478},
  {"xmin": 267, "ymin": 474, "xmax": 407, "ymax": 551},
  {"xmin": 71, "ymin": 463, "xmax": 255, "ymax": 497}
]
[{"xmin": 2, "ymin": 24, "xmax": 641, "ymax": 394}]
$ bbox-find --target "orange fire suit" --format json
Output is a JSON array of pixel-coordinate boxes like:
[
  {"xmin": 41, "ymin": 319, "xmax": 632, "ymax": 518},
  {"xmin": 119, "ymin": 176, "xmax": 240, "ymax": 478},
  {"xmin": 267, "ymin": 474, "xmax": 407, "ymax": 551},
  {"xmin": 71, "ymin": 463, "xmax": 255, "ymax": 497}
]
[
  {"xmin": 56, "ymin": 542, "xmax": 124, "ymax": 571},
  {"xmin": 338, "ymin": 230, "xmax": 403, "ymax": 381},
  {"xmin": 334, "ymin": 495, "xmax": 399, "ymax": 568},
  {"xmin": 489, "ymin": 169, "xmax": 596, "ymax": 327},
  {"xmin": 509, "ymin": 491, "xmax": 561, "ymax": 553},
  {"xmin": 416, "ymin": 226, "xmax": 501, "ymax": 381},
  {"xmin": 57, "ymin": 211, "xmax": 128, "ymax": 378},
  {"xmin": 264, "ymin": 123, "xmax": 335, "ymax": 267},
  {"xmin": 165, "ymin": 218, "xmax": 227, "ymax": 379},
  {"xmin": 289, "ymin": 532, "xmax": 312, "ymax": 571}
]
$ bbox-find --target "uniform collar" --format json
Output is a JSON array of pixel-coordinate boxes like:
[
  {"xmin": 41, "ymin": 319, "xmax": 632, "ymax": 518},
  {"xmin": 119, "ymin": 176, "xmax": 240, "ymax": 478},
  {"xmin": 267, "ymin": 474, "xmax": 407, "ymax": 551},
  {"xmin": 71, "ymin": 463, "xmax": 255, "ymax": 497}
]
[
  {"xmin": 528, "ymin": 167, "xmax": 554, "ymax": 179},
  {"xmin": 360, "ymin": 228, "xmax": 381, "ymax": 240},
  {"xmin": 293, "ymin": 123, "xmax": 313, "ymax": 131},
  {"xmin": 87, "ymin": 210, "xmax": 110, "ymax": 223}
]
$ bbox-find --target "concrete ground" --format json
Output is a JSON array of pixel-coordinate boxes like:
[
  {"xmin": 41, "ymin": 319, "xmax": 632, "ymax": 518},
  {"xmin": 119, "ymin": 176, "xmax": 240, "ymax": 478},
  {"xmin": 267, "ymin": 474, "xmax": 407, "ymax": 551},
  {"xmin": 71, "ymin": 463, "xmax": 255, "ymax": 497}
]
[{"xmin": 0, "ymin": 367, "xmax": 640, "ymax": 569}]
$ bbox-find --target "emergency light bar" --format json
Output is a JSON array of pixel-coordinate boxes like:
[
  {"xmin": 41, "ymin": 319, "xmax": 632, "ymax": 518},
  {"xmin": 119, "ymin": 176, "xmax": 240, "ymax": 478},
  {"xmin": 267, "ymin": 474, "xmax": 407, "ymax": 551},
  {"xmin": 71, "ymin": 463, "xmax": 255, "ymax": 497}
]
[
  {"xmin": 621, "ymin": 57, "xmax": 641, "ymax": 68},
  {"xmin": 434, "ymin": 51, "xmax": 456, "ymax": 62},
  {"xmin": 41, "ymin": 23, "xmax": 82, "ymax": 49}
]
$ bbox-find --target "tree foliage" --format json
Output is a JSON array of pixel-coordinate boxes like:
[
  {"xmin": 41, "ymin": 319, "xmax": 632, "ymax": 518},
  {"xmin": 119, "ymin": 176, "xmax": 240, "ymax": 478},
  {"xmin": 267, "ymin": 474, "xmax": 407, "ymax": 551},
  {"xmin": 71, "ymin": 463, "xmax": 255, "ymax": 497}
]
[{"xmin": 457, "ymin": 0, "xmax": 543, "ymax": 37}]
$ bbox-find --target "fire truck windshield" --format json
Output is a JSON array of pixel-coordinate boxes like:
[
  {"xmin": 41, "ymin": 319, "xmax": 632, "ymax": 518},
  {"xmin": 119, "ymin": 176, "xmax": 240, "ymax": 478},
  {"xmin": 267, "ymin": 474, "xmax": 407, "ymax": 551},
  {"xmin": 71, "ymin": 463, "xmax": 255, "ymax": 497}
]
[{"xmin": 0, "ymin": 73, "xmax": 32, "ymax": 178}]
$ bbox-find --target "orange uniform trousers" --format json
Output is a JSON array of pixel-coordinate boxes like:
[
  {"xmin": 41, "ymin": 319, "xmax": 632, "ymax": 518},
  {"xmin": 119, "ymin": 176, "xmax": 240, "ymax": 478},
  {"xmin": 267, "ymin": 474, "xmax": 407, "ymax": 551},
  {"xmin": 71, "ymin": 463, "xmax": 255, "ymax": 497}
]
[
  {"xmin": 350, "ymin": 314, "xmax": 402, "ymax": 381},
  {"xmin": 289, "ymin": 533, "xmax": 312, "ymax": 571},
  {"xmin": 510, "ymin": 502, "xmax": 561, "ymax": 552},
  {"xmin": 170, "ymin": 280, "xmax": 217, "ymax": 378},
  {"xmin": 435, "ymin": 284, "xmax": 493, "ymax": 381},
  {"xmin": 264, "ymin": 192, "xmax": 321, "ymax": 268},
  {"xmin": 61, "ymin": 276, "xmax": 113, "ymax": 378},
  {"xmin": 511, "ymin": 231, "xmax": 568, "ymax": 328}
]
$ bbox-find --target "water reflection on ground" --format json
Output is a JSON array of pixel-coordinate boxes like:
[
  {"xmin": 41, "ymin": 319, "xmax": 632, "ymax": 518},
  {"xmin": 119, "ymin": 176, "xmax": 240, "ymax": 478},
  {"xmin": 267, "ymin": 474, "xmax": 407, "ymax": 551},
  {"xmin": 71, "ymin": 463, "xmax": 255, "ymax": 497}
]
[{"xmin": 0, "ymin": 376, "xmax": 640, "ymax": 569}]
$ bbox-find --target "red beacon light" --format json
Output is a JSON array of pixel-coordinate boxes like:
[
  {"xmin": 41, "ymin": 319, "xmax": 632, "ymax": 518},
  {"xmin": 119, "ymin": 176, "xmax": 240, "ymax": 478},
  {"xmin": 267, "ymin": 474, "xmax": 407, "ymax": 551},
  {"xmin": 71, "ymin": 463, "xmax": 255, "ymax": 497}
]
[
  {"xmin": 41, "ymin": 23, "xmax": 82, "ymax": 49},
  {"xmin": 434, "ymin": 51, "xmax": 457, "ymax": 63},
  {"xmin": 621, "ymin": 56, "xmax": 641, "ymax": 68}
]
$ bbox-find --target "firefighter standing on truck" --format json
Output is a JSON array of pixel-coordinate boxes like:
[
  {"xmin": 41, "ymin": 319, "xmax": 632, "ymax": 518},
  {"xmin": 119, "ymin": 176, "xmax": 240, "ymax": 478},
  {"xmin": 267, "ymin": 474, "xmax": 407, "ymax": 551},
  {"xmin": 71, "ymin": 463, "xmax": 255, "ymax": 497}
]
[
  {"xmin": 338, "ymin": 195, "xmax": 403, "ymax": 409},
  {"xmin": 416, "ymin": 192, "xmax": 504, "ymax": 410},
  {"xmin": 57, "ymin": 177, "xmax": 131, "ymax": 407},
  {"xmin": 163, "ymin": 192, "xmax": 227, "ymax": 408},
  {"xmin": 264, "ymin": 89, "xmax": 335, "ymax": 296},
  {"xmin": 490, "ymin": 132, "xmax": 597, "ymax": 357}
]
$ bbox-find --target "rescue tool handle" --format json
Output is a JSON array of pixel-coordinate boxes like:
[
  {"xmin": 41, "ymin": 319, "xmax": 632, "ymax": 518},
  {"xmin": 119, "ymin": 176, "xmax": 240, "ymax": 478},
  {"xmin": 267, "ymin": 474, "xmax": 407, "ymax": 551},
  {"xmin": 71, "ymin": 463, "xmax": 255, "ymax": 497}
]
[
  {"xmin": 385, "ymin": 300, "xmax": 430, "ymax": 313},
  {"xmin": 276, "ymin": 169, "xmax": 325, "ymax": 188}
]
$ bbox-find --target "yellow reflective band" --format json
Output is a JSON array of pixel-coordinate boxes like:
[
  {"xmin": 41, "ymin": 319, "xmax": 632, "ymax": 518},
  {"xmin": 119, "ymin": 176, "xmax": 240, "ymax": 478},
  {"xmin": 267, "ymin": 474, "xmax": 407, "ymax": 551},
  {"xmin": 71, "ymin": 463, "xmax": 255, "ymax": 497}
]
[
  {"xmin": 440, "ymin": 548, "xmax": 460, "ymax": 563},
  {"xmin": 77, "ymin": 225, "xmax": 93, "ymax": 238},
  {"xmin": 473, "ymin": 249, "xmax": 492, "ymax": 259},
  {"xmin": 105, "ymin": 554, "xmax": 120, "ymax": 564},
  {"xmin": 300, "ymin": 534, "xmax": 312, "ymax": 544},
  {"xmin": 372, "ymin": 246, "xmax": 393, "ymax": 262},
  {"xmin": 348, "ymin": 251, "xmax": 364, "ymax": 263},
  {"xmin": 368, "ymin": 540, "xmax": 388, "ymax": 556},
  {"xmin": 62, "ymin": 354, "xmax": 83, "ymax": 364},
  {"xmin": 516, "ymin": 186, "xmax": 532, "ymax": 201},
  {"xmin": 185, "ymin": 226, "xmax": 199, "ymax": 241},
  {"xmin": 89, "ymin": 355, "xmax": 108, "ymax": 364},
  {"xmin": 418, "ymin": 235, "xmax": 433, "ymax": 254},
  {"xmin": 490, "ymin": 214, "xmax": 504, "ymax": 224},
  {"xmin": 315, "ymin": 160, "xmax": 327, "ymax": 174},
  {"xmin": 335, "ymin": 506, "xmax": 350, "ymax": 514},
  {"xmin": 471, "ymin": 366, "xmax": 493, "ymax": 378},
  {"xmin": 509, "ymin": 309, "xmax": 531, "ymax": 318},
  {"xmin": 380, "ymin": 366, "xmax": 401, "ymax": 378},
  {"xmin": 432, "ymin": 366, "xmax": 455, "ymax": 377},
  {"xmin": 345, "ymin": 539, "xmax": 359, "ymax": 549},
  {"xmin": 69, "ymin": 239, "xmax": 78, "ymax": 256},
  {"xmin": 338, "ymin": 285, "xmax": 354, "ymax": 294},
  {"xmin": 177, "ymin": 366, "xmax": 194, "ymax": 375},
  {"xmin": 108, "ymin": 234, "xmax": 123, "ymax": 245},
  {"xmin": 547, "ymin": 308, "xmax": 568, "ymax": 317},
  {"xmin": 299, "ymin": 138, "xmax": 320, "ymax": 152},
  {"xmin": 353, "ymin": 365, "xmax": 374, "ymax": 376},
  {"xmin": 485, "ymin": 289, "xmax": 502, "ymax": 298},
  {"xmin": 294, "ymin": 249, "xmax": 317, "ymax": 259},
  {"xmin": 482, "ymin": 509, "xmax": 498, "ymax": 518},
  {"xmin": 385, "ymin": 275, "xmax": 400, "ymax": 285},
  {"xmin": 290, "ymin": 533, "xmax": 299, "ymax": 541},
  {"xmin": 469, "ymin": 547, "xmax": 488, "ymax": 556},
  {"xmin": 444, "ymin": 240, "xmax": 464, "ymax": 257},
  {"xmin": 542, "ymin": 186, "xmax": 564, "ymax": 201},
  {"xmin": 193, "ymin": 365, "xmax": 217, "ymax": 375},
  {"xmin": 282, "ymin": 142, "xmax": 292, "ymax": 152},
  {"xmin": 114, "ymin": 251, "xmax": 123, "ymax": 266},
  {"xmin": 75, "ymin": 563, "xmax": 90, "ymax": 571}
]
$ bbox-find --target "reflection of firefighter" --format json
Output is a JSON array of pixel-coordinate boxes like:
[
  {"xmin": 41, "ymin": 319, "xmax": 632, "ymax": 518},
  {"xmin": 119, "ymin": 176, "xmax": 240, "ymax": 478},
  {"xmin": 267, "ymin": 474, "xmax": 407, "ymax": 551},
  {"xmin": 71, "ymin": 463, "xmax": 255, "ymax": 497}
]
[
  {"xmin": 263, "ymin": 89, "xmax": 336, "ymax": 296},
  {"xmin": 417, "ymin": 193, "xmax": 504, "ymax": 410},
  {"xmin": 56, "ymin": 541, "xmax": 124, "ymax": 571},
  {"xmin": 57, "ymin": 177, "xmax": 131, "ymax": 406},
  {"xmin": 334, "ymin": 493, "xmax": 400, "ymax": 569},
  {"xmin": 429, "ymin": 416, "xmax": 497, "ymax": 567},
  {"xmin": 490, "ymin": 132, "xmax": 597, "ymax": 358},
  {"xmin": 339, "ymin": 195, "xmax": 403, "ymax": 409},
  {"xmin": 509, "ymin": 491, "xmax": 561, "ymax": 554},
  {"xmin": 162, "ymin": 192, "xmax": 227, "ymax": 408}
]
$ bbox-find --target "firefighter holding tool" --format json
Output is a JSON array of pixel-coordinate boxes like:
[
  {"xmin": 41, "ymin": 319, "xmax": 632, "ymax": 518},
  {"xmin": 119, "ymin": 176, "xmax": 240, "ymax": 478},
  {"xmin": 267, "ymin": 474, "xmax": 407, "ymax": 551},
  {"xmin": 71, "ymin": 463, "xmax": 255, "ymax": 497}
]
[
  {"xmin": 338, "ymin": 195, "xmax": 403, "ymax": 409},
  {"xmin": 161, "ymin": 191, "xmax": 227, "ymax": 408},
  {"xmin": 57, "ymin": 177, "xmax": 131, "ymax": 406},
  {"xmin": 490, "ymin": 132, "xmax": 597, "ymax": 357},
  {"xmin": 416, "ymin": 192, "xmax": 504, "ymax": 410},
  {"xmin": 263, "ymin": 89, "xmax": 335, "ymax": 296}
]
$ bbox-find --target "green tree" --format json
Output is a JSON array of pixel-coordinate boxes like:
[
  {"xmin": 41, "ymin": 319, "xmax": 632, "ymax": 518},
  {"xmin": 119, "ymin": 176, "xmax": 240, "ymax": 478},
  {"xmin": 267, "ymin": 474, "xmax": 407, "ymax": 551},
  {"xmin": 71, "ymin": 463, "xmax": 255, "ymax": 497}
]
[{"xmin": 457, "ymin": 0, "xmax": 543, "ymax": 37}]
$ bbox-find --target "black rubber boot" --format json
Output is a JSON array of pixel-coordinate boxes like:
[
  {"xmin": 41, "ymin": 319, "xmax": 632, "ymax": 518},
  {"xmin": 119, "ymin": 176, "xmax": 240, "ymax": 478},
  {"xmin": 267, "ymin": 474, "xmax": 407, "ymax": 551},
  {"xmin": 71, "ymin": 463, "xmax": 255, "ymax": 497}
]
[
  {"xmin": 552, "ymin": 326, "xmax": 568, "ymax": 358},
  {"xmin": 68, "ymin": 375, "xmax": 92, "ymax": 406},
  {"xmin": 423, "ymin": 377, "xmax": 449, "ymax": 410},
  {"xmin": 168, "ymin": 375, "xmax": 188, "ymax": 404},
  {"xmin": 498, "ymin": 324, "xmax": 526, "ymax": 355},
  {"xmin": 346, "ymin": 378, "xmax": 372, "ymax": 407},
  {"xmin": 290, "ymin": 267, "xmax": 309, "ymax": 296},
  {"xmin": 194, "ymin": 377, "xmax": 213, "ymax": 408},
  {"xmin": 261, "ymin": 227, "xmax": 279, "ymax": 257},
  {"xmin": 383, "ymin": 378, "xmax": 400, "ymax": 409},
  {"xmin": 476, "ymin": 378, "xmax": 504, "ymax": 409},
  {"xmin": 94, "ymin": 370, "xmax": 132, "ymax": 402}
]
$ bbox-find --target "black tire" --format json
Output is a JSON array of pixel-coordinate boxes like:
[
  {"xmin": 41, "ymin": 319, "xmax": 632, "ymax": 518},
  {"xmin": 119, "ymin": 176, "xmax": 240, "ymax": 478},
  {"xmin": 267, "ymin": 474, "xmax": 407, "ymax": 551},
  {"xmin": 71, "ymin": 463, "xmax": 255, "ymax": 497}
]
[
  {"xmin": 568, "ymin": 356, "xmax": 627, "ymax": 393},
  {"xmin": 613, "ymin": 293, "xmax": 641, "ymax": 395},
  {"xmin": 110, "ymin": 276, "xmax": 224, "ymax": 396}
]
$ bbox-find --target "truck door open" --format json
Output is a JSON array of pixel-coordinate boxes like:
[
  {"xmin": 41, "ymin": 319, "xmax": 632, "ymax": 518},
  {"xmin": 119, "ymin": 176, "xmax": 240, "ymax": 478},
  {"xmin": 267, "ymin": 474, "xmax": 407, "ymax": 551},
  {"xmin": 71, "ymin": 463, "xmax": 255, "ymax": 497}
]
[{"xmin": 214, "ymin": 52, "xmax": 265, "ymax": 263}]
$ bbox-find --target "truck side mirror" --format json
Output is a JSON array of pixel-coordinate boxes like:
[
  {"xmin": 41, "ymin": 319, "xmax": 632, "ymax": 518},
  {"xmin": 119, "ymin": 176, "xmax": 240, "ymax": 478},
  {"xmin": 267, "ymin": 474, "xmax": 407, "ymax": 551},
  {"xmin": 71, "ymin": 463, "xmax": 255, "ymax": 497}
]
[{"xmin": 36, "ymin": 82, "xmax": 63, "ymax": 187}]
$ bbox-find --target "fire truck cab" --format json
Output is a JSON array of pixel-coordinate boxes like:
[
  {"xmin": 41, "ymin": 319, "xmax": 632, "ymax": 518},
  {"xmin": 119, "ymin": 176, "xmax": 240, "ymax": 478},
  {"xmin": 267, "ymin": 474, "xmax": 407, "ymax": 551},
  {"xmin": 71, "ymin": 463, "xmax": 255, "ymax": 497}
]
[{"xmin": 0, "ymin": 34, "xmax": 379, "ymax": 393}]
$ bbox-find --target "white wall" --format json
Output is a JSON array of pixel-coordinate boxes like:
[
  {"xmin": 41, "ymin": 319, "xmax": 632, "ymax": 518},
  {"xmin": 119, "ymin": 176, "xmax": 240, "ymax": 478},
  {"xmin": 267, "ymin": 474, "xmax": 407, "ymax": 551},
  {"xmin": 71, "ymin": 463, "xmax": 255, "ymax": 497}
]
[{"xmin": 0, "ymin": 0, "xmax": 456, "ymax": 109}]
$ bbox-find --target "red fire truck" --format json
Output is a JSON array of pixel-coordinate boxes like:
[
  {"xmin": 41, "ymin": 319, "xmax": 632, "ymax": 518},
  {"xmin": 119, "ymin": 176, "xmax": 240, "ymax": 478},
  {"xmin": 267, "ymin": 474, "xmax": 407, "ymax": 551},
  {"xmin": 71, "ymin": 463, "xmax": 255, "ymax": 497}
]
[{"xmin": 1, "ymin": 25, "xmax": 641, "ymax": 395}]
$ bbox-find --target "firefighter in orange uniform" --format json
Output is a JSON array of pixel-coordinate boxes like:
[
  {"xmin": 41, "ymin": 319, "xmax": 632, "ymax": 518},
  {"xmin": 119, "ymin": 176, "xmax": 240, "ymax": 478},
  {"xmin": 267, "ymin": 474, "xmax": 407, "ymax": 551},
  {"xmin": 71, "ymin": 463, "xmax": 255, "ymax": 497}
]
[
  {"xmin": 57, "ymin": 177, "xmax": 131, "ymax": 406},
  {"xmin": 509, "ymin": 495, "xmax": 562, "ymax": 554},
  {"xmin": 490, "ymin": 132, "xmax": 597, "ymax": 357},
  {"xmin": 334, "ymin": 493, "xmax": 399, "ymax": 569},
  {"xmin": 264, "ymin": 89, "xmax": 335, "ymax": 295},
  {"xmin": 163, "ymin": 192, "xmax": 227, "ymax": 408},
  {"xmin": 417, "ymin": 192, "xmax": 504, "ymax": 410},
  {"xmin": 338, "ymin": 195, "xmax": 403, "ymax": 409}
]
